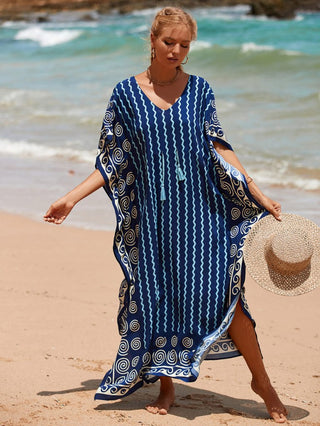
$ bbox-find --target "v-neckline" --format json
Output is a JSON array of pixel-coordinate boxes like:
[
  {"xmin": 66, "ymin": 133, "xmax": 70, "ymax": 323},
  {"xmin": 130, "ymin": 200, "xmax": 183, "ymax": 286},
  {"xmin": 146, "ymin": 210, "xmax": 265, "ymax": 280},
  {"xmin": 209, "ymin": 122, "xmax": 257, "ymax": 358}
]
[{"xmin": 133, "ymin": 75, "xmax": 191, "ymax": 112}]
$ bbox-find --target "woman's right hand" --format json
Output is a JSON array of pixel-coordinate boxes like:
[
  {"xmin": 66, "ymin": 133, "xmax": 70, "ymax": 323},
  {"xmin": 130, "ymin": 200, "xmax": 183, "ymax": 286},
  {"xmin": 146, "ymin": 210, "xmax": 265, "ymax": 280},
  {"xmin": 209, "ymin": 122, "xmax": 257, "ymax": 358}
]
[
  {"xmin": 43, "ymin": 169, "xmax": 106, "ymax": 225},
  {"xmin": 44, "ymin": 197, "xmax": 75, "ymax": 225}
]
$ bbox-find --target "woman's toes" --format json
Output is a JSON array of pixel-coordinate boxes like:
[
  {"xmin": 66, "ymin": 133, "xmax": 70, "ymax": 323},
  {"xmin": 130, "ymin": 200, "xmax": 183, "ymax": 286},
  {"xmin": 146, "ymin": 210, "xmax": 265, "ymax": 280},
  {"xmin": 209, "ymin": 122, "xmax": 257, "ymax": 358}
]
[
  {"xmin": 271, "ymin": 412, "xmax": 287, "ymax": 423},
  {"xmin": 145, "ymin": 404, "xmax": 159, "ymax": 414}
]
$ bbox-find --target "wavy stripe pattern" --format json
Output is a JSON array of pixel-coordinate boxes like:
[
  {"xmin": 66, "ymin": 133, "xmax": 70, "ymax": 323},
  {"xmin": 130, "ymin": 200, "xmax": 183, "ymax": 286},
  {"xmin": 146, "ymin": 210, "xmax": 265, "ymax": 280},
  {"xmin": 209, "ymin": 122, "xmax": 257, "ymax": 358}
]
[{"xmin": 94, "ymin": 75, "xmax": 266, "ymax": 401}]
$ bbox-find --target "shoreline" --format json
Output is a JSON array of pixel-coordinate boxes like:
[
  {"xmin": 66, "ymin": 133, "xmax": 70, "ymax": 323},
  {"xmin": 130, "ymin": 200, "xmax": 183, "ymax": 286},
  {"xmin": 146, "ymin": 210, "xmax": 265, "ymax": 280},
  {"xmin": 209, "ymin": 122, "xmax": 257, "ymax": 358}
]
[
  {"xmin": 1, "ymin": 209, "xmax": 319, "ymax": 424},
  {"xmin": 1, "ymin": 154, "xmax": 319, "ymax": 233},
  {"xmin": 1, "ymin": 153, "xmax": 319, "ymax": 233}
]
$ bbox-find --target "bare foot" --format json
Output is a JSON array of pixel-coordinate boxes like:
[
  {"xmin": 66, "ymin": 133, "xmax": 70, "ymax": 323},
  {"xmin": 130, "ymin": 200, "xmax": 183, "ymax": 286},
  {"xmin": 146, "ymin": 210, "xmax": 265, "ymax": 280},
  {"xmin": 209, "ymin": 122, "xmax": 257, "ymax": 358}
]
[
  {"xmin": 251, "ymin": 377, "xmax": 288, "ymax": 423},
  {"xmin": 145, "ymin": 377, "xmax": 175, "ymax": 415}
]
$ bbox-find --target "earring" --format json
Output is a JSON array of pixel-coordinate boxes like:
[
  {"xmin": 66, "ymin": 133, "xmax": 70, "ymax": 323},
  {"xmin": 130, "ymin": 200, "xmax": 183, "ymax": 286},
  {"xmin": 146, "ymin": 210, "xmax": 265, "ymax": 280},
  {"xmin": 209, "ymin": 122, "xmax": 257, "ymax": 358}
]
[
  {"xmin": 181, "ymin": 56, "xmax": 189, "ymax": 65},
  {"xmin": 151, "ymin": 48, "xmax": 156, "ymax": 61}
]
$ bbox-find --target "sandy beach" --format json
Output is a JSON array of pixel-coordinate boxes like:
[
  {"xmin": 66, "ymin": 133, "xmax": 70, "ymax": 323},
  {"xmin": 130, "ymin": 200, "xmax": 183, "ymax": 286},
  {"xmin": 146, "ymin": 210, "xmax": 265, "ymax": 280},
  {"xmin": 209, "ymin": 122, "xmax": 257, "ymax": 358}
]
[{"xmin": 0, "ymin": 211, "xmax": 319, "ymax": 425}]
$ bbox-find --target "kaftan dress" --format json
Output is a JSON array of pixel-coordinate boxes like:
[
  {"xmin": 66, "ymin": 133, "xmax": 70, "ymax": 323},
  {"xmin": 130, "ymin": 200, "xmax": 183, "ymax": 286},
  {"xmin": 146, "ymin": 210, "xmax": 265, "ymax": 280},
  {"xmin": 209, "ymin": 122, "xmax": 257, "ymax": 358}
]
[{"xmin": 94, "ymin": 75, "xmax": 267, "ymax": 400}]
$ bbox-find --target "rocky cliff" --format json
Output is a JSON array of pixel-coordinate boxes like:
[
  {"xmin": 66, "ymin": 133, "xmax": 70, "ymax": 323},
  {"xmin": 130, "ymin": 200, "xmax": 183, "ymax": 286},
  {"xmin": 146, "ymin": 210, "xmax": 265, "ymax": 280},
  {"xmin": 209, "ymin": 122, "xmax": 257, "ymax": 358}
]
[
  {"xmin": 0, "ymin": 0, "xmax": 319, "ymax": 21},
  {"xmin": 250, "ymin": 0, "xmax": 320, "ymax": 19}
]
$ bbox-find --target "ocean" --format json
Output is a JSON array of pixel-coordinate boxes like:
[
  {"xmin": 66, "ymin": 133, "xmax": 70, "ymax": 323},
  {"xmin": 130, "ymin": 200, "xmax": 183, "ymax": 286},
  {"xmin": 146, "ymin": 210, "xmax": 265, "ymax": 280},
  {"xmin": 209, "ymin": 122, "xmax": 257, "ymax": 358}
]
[{"xmin": 0, "ymin": 5, "xmax": 319, "ymax": 229}]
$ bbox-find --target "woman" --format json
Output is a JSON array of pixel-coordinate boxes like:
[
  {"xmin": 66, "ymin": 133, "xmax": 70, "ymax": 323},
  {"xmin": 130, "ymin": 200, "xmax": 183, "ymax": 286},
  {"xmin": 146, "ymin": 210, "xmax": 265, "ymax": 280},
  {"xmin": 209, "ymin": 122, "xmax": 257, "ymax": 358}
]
[{"xmin": 44, "ymin": 7, "xmax": 287, "ymax": 423}]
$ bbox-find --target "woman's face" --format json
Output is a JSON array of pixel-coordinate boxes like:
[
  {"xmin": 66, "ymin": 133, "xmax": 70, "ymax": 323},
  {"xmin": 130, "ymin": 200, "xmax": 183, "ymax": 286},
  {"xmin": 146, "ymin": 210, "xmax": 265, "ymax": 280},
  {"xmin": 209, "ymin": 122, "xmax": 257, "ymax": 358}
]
[{"xmin": 151, "ymin": 24, "xmax": 191, "ymax": 69}]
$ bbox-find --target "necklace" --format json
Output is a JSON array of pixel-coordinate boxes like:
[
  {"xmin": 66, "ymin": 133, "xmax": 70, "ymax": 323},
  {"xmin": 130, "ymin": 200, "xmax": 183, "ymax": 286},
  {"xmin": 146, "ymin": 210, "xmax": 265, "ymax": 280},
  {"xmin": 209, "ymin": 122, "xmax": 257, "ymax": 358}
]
[{"xmin": 146, "ymin": 67, "xmax": 180, "ymax": 86}]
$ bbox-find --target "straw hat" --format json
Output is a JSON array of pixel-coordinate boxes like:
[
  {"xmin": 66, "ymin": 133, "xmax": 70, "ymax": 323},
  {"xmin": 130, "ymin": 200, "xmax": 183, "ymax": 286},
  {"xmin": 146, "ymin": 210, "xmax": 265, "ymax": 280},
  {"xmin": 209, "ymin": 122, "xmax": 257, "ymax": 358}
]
[{"xmin": 243, "ymin": 213, "xmax": 320, "ymax": 296}]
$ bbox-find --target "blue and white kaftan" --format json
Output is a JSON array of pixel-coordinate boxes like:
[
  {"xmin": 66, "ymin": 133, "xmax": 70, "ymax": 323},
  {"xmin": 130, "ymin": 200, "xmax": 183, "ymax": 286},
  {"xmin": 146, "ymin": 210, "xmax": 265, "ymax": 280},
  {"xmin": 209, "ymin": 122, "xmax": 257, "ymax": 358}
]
[{"xmin": 94, "ymin": 75, "xmax": 267, "ymax": 400}]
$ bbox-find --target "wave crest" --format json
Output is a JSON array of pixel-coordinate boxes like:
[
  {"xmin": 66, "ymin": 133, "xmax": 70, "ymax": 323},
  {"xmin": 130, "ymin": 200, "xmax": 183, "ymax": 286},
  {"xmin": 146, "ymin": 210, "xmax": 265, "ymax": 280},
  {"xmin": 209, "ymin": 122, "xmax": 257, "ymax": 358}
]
[{"xmin": 15, "ymin": 27, "xmax": 82, "ymax": 47}]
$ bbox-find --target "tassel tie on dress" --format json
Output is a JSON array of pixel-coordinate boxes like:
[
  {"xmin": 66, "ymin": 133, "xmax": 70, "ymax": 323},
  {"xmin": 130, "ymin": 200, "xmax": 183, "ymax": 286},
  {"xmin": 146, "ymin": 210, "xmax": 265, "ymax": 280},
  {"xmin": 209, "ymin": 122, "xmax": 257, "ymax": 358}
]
[{"xmin": 160, "ymin": 151, "xmax": 185, "ymax": 202}]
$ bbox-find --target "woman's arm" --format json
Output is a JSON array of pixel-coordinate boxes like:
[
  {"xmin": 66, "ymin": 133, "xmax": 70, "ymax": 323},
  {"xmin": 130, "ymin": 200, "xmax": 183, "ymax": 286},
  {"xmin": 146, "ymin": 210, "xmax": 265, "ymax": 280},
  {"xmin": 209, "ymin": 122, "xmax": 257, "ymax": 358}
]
[
  {"xmin": 44, "ymin": 169, "xmax": 105, "ymax": 225},
  {"xmin": 214, "ymin": 142, "xmax": 282, "ymax": 221}
]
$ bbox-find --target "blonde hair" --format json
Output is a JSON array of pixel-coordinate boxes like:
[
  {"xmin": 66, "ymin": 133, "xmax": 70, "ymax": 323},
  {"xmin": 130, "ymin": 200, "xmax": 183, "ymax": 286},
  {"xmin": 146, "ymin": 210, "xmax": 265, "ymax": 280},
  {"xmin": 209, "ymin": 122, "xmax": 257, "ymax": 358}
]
[{"xmin": 150, "ymin": 7, "xmax": 197, "ymax": 66}]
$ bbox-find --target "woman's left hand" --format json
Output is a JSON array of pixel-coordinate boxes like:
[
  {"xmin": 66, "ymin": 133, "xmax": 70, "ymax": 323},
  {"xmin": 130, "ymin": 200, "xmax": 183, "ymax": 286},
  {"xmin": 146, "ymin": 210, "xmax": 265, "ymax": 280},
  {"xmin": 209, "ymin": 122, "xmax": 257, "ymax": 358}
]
[{"xmin": 259, "ymin": 195, "xmax": 282, "ymax": 221}]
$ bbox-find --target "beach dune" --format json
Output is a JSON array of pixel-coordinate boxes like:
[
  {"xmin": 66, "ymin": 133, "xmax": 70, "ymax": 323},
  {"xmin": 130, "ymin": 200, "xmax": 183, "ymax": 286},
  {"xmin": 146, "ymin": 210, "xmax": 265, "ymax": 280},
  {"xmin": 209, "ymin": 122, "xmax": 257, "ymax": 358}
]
[{"xmin": 0, "ymin": 211, "xmax": 319, "ymax": 425}]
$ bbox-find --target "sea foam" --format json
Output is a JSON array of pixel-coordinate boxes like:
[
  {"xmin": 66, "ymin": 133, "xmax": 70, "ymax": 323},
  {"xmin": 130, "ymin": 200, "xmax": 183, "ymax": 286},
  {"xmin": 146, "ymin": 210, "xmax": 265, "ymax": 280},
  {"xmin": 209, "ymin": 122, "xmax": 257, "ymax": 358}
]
[
  {"xmin": 191, "ymin": 40, "xmax": 212, "ymax": 51},
  {"xmin": 252, "ymin": 170, "xmax": 320, "ymax": 192},
  {"xmin": 241, "ymin": 42, "xmax": 274, "ymax": 53},
  {"xmin": 240, "ymin": 42, "xmax": 302, "ymax": 56},
  {"xmin": 0, "ymin": 139, "xmax": 94, "ymax": 163},
  {"xmin": 15, "ymin": 27, "xmax": 82, "ymax": 47}
]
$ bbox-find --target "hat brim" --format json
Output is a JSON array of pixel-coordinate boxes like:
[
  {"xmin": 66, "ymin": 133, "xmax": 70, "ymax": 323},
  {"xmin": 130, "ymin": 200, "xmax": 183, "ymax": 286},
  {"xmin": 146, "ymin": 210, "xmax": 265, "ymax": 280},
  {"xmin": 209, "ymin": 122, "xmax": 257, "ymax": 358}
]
[{"xmin": 243, "ymin": 213, "xmax": 320, "ymax": 296}]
